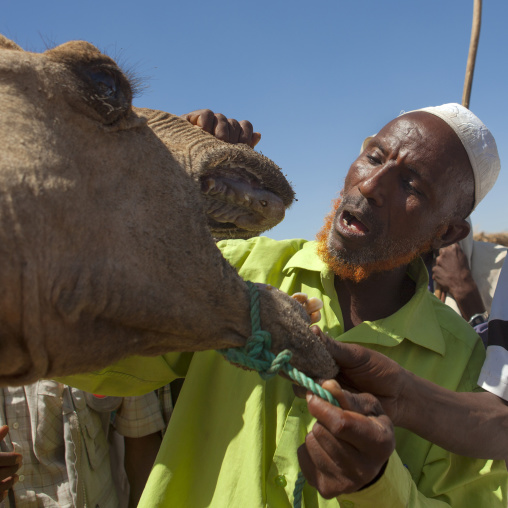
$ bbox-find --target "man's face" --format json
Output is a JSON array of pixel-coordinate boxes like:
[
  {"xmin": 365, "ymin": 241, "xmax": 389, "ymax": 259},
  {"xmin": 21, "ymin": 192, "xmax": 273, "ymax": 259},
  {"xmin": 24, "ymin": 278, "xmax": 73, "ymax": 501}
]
[{"xmin": 319, "ymin": 112, "xmax": 471, "ymax": 281}]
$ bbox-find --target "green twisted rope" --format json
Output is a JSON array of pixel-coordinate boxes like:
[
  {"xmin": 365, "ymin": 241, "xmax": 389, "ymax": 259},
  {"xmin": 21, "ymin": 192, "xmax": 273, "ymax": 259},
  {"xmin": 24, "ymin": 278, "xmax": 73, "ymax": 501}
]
[{"xmin": 217, "ymin": 281, "xmax": 341, "ymax": 508}]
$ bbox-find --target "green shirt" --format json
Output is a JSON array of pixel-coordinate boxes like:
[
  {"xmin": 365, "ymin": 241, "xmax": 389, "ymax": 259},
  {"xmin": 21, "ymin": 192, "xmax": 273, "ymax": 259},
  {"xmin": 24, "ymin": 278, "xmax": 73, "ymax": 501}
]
[{"xmin": 62, "ymin": 237, "xmax": 507, "ymax": 507}]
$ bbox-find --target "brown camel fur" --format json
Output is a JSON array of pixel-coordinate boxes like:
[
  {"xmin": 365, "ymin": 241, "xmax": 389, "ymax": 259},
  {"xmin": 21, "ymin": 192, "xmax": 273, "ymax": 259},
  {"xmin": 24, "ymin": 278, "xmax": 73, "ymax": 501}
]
[{"xmin": 0, "ymin": 35, "xmax": 337, "ymax": 386}]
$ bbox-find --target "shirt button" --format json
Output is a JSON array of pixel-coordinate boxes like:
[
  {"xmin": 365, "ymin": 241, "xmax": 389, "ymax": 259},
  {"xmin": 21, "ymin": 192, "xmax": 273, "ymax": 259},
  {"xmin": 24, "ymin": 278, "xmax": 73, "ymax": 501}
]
[
  {"xmin": 274, "ymin": 475, "xmax": 287, "ymax": 487},
  {"xmin": 341, "ymin": 501, "xmax": 354, "ymax": 508},
  {"xmin": 18, "ymin": 474, "xmax": 25, "ymax": 482},
  {"xmin": 12, "ymin": 422, "xmax": 19, "ymax": 430}
]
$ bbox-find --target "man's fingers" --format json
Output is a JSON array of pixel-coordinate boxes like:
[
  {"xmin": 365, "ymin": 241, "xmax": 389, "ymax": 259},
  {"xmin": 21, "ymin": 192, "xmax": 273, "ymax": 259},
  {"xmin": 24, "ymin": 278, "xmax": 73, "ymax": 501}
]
[
  {"xmin": 195, "ymin": 110, "xmax": 215, "ymax": 133},
  {"xmin": 291, "ymin": 294, "xmax": 323, "ymax": 322},
  {"xmin": 320, "ymin": 380, "xmax": 382, "ymax": 415},
  {"xmin": 308, "ymin": 420, "xmax": 357, "ymax": 464},
  {"xmin": 250, "ymin": 132, "xmax": 261, "ymax": 148},
  {"xmin": 0, "ymin": 463, "xmax": 20, "ymax": 479},
  {"xmin": 0, "ymin": 426, "xmax": 8, "ymax": 442},
  {"xmin": 213, "ymin": 114, "xmax": 230, "ymax": 142},
  {"xmin": 238, "ymin": 120, "xmax": 254, "ymax": 146},
  {"xmin": 297, "ymin": 427, "xmax": 358, "ymax": 498},
  {"xmin": 297, "ymin": 436, "xmax": 344, "ymax": 498},
  {"xmin": 0, "ymin": 473, "xmax": 18, "ymax": 492},
  {"xmin": 292, "ymin": 294, "xmax": 322, "ymax": 312},
  {"xmin": 0, "ymin": 451, "xmax": 22, "ymax": 469},
  {"xmin": 180, "ymin": 109, "xmax": 215, "ymax": 133},
  {"xmin": 306, "ymin": 297, "xmax": 323, "ymax": 316},
  {"xmin": 306, "ymin": 389, "xmax": 394, "ymax": 454},
  {"xmin": 238, "ymin": 120, "xmax": 261, "ymax": 148},
  {"xmin": 181, "ymin": 110, "xmax": 261, "ymax": 147},
  {"xmin": 291, "ymin": 292, "xmax": 308, "ymax": 305},
  {"xmin": 228, "ymin": 118, "xmax": 242, "ymax": 144}
]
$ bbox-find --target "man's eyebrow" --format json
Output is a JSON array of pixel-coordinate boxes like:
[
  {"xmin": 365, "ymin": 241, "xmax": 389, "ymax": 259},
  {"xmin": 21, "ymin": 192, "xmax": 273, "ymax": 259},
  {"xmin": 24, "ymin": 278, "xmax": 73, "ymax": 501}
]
[
  {"xmin": 367, "ymin": 141, "xmax": 387, "ymax": 155},
  {"xmin": 407, "ymin": 165, "xmax": 425, "ymax": 181}
]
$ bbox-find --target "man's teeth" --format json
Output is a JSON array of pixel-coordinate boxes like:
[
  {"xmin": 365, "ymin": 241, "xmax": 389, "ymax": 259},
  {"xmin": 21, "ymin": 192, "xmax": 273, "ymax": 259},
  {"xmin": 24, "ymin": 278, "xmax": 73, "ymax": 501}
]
[
  {"xmin": 342, "ymin": 212, "xmax": 365, "ymax": 232},
  {"xmin": 343, "ymin": 213, "xmax": 353, "ymax": 227}
]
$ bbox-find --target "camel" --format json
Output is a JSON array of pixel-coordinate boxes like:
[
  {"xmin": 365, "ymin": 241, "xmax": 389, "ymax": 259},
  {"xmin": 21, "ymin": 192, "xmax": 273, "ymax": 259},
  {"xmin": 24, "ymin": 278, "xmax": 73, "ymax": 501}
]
[{"xmin": 0, "ymin": 35, "xmax": 337, "ymax": 386}]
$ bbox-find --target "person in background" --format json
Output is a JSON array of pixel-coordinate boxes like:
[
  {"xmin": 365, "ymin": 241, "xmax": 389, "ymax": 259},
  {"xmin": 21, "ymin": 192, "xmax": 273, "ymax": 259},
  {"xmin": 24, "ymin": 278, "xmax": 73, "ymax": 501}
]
[
  {"xmin": 0, "ymin": 384, "xmax": 164, "ymax": 507},
  {"xmin": 431, "ymin": 219, "xmax": 506, "ymax": 326}
]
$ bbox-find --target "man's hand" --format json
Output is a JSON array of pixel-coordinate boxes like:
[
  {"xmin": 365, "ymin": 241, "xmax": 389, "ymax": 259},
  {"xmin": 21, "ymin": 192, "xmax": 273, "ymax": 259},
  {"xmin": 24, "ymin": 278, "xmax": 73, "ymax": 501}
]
[
  {"xmin": 0, "ymin": 425, "xmax": 21, "ymax": 500},
  {"xmin": 432, "ymin": 243, "xmax": 473, "ymax": 296},
  {"xmin": 311, "ymin": 327, "xmax": 409, "ymax": 425},
  {"xmin": 432, "ymin": 243, "xmax": 485, "ymax": 319},
  {"xmin": 298, "ymin": 379, "xmax": 395, "ymax": 498},
  {"xmin": 291, "ymin": 293, "xmax": 323, "ymax": 324},
  {"xmin": 181, "ymin": 109, "xmax": 261, "ymax": 148}
]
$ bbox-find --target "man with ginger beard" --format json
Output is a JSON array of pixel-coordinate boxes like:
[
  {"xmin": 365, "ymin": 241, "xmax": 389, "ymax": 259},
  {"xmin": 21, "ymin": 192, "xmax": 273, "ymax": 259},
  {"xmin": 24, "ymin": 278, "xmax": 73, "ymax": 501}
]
[{"xmin": 61, "ymin": 104, "xmax": 507, "ymax": 507}]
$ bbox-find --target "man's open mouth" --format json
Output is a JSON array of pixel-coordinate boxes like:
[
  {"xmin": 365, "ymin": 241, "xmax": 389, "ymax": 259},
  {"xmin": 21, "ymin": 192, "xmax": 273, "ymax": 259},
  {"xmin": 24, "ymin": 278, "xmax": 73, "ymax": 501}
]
[{"xmin": 339, "ymin": 210, "xmax": 370, "ymax": 235}]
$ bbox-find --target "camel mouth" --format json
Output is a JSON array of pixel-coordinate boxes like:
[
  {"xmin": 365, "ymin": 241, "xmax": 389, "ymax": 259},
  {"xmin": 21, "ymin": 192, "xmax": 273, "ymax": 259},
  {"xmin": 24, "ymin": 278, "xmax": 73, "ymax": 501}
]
[{"xmin": 199, "ymin": 167, "xmax": 285, "ymax": 235}]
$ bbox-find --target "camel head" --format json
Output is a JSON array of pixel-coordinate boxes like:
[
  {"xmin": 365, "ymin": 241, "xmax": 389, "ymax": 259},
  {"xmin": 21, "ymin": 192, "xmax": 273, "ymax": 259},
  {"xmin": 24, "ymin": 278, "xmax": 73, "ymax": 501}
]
[{"xmin": 0, "ymin": 35, "xmax": 336, "ymax": 386}]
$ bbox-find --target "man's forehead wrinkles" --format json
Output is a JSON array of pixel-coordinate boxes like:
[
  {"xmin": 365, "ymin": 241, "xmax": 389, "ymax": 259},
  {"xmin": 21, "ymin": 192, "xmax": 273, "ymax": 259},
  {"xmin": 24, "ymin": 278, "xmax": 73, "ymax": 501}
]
[
  {"xmin": 400, "ymin": 122, "xmax": 425, "ymax": 141},
  {"xmin": 380, "ymin": 119, "xmax": 425, "ymax": 148}
]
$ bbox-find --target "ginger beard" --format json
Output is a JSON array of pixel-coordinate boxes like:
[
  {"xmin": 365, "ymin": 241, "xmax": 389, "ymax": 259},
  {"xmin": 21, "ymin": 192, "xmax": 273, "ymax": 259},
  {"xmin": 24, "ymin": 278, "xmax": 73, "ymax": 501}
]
[{"xmin": 316, "ymin": 197, "xmax": 445, "ymax": 283}]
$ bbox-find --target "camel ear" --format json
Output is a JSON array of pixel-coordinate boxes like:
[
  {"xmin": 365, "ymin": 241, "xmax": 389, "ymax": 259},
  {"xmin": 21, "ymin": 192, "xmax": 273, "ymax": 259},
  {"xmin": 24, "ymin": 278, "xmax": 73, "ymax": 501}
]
[
  {"xmin": 431, "ymin": 218, "xmax": 471, "ymax": 250},
  {"xmin": 0, "ymin": 35, "xmax": 23, "ymax": 51}
]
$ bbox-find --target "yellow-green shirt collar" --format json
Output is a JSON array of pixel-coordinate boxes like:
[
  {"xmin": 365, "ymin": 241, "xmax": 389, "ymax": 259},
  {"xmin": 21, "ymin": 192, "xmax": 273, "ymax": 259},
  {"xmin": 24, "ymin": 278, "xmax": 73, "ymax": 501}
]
[{"xmin": 283, "ymin": 241, "xmax": 446, "ymax": 356}]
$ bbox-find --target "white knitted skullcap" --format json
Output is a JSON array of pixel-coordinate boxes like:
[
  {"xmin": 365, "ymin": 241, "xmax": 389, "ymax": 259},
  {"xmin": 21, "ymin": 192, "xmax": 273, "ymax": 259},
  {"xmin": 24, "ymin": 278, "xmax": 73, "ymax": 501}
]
[
  {"xmin": 359, "ymin": 104, "xmax": 500, "ymax": 211},
  {"xmin": 415, "ymin": 104, "xmax": 500, "ymax": 211}
]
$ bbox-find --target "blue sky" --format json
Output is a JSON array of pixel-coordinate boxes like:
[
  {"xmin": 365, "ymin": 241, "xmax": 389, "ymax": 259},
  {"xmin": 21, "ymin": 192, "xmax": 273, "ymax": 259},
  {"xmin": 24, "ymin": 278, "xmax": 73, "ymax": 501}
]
[{"xmin": 3, "ymin": 0, "xmax": 507, "ymax": 241}]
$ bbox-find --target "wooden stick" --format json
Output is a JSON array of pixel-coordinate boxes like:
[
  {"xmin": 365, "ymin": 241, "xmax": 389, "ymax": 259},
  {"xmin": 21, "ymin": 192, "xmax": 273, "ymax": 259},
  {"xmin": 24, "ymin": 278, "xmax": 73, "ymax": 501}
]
[
  {"xmin": 462, "ymin": 0, "xmax": 482, "ymax": 109},
  {"xmin": 436, "ymin": 2, "xmax": 482, "ymax": 301}
]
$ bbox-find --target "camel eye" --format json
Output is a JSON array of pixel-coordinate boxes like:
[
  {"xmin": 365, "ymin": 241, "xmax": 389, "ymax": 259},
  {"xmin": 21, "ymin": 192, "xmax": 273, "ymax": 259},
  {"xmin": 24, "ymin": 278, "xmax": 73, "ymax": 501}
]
[
  {"xmin": 87, "ymin": 68, "xmax": 118, "ymax": 98},
  {"xmin": 75, "ymin": 63, "xmax": 132, "ymax": 124}
]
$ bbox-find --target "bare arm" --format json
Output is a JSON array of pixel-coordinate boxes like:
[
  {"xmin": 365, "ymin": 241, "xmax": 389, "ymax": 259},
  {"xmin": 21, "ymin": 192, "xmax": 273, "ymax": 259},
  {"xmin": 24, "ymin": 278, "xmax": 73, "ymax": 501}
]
[
  {"xmin": 400, "ymin": 374, "xmax": 508, "ymax": 459},
  {"xmin": 320, "ymin": 330, "xmax": 508, "ymax": 459},
  {"xmin": 124, "ymin": 432, "xmax": 162, "ymax": 508},
  {"xmin": 433, "ymin": 243, "xmax": 485, "ymax": 320}
]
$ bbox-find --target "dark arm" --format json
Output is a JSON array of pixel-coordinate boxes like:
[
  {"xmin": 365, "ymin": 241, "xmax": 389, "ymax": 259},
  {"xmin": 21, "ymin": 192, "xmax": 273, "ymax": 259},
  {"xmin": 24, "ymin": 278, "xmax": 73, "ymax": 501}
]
[
  {"xmin": 399, "ymin": 372, "xmax": 508, "ymax": 459},
  {"xmin": 433, "ymin": 243, "xmax": 486, "ymax": 321},
  {"xmin": 124, "ymin": 432, "xmax": 163, "ymax": 508},
  {"xmin": 320, "ymin": 330, "xmax": 508, "ymax": 460}
]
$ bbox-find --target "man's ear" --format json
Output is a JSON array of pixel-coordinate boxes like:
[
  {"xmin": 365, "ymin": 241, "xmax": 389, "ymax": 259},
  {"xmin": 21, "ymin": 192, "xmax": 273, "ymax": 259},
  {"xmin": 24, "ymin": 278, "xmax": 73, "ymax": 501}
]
[{"xmin": 431, "ymin": 218, "xmax": 470, "ymax": 250}]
